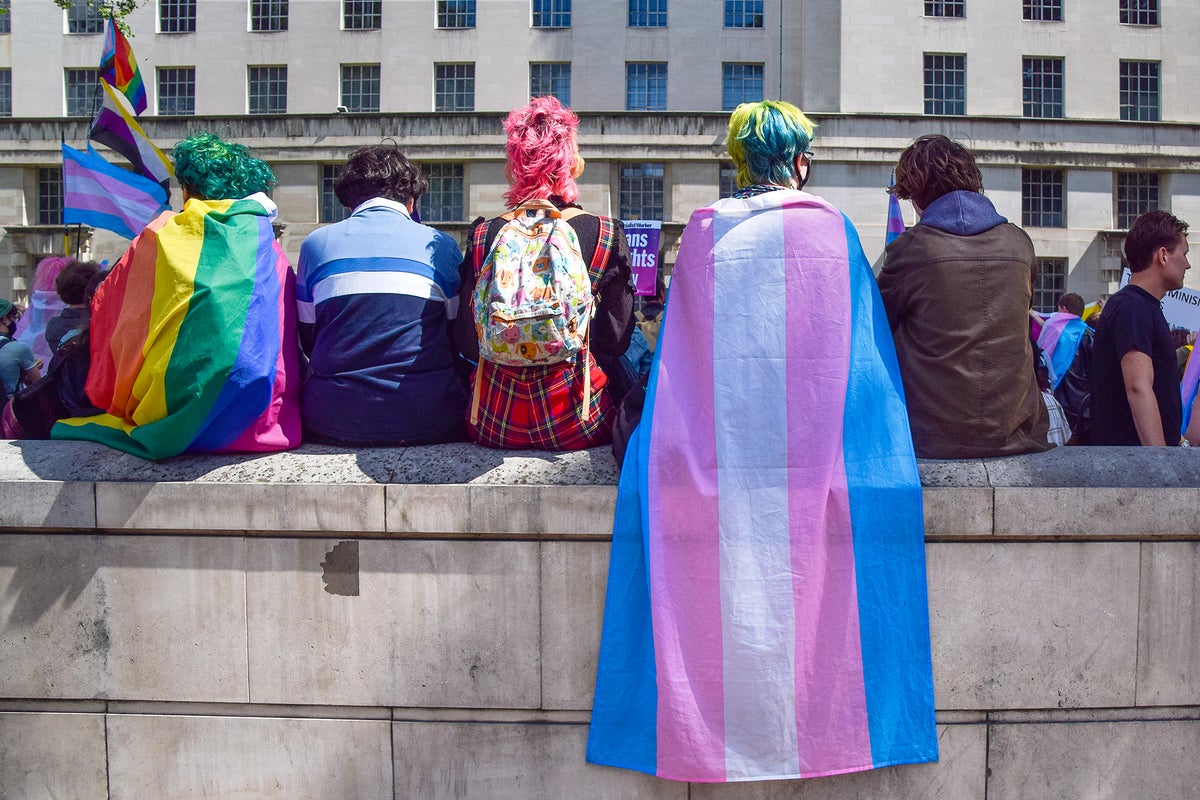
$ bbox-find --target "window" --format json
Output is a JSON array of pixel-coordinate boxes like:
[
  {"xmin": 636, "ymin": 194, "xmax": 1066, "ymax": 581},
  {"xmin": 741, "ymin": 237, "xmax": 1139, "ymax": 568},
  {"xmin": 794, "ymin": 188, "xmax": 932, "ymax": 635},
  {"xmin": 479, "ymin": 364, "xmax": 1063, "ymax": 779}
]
[
  {"xmin": 1022, "ymin": 0, "xmax": 1062, "ymax": 20},
  {"xmin": 434, "ymin": 64, "xmax": 474, "ymax": 111},
  {"xmin": 320, "ymin": 164, "xmax": 351, "ymax": 223},
  {"xmin": 157, "ymin": 67, "xmax": 195, "ymax": 115},
  {"xmin": 629, "ymin": 0, "xmax": 666, "ymax": 27},
  {"xmin": 344, "ymin": 0, "xmax": 381, "ymax": 30},
  {"xmin": 1116, "ymin": 172, "xmax": 1159, "ymax": 230},
  {"xmin": 0, "ymin": 0, "xmax": 12, "ymax": 34},
  {"xmin": 65, "ymin": 68, "xmax": 100, "ymax": 117},
  {"xmin": 1032, "ymin": 258, "xmax": 1067, "ymax": 314},
  {"xmin": 620, "ymin": 163, "xmax": 664, "ymax": 220},
  {"xmin": 924, "ymin": 1, "xmax": 964, "ymax": 17},
  {"xmin": 724, "ymin": 0, "xmax": 762, "ymax": 27},
  {"xmin": 532, "ymin": 0, "xmax": 570, "ymax": 28},
  {"xmin": 1119, "ymin": 60, "xmax": 1159, "ymax": 121},
  {"xmin": 250, "ymin": 0, "xmax": 287, "ymax": 31},
  {"xmin": 248, "ymin": 65, "xmax": 287, "ymax": 114},
  {"xmin": 626, "ymin": 62, "xmax": 666, "ymax": 111},
  {"xmin": 1119, "ymin": 0, "xmax": 1157, "ymax": 25},
  {"xmin": 38, "ymin": 167, "xmax": 63, "ymax": 225},
  {"xmin": 924, "ymin": 53, "xmax": 965, "ymax": 115},
  {"xmin": 0, "ymin": 70, "xmax": 10, "ymax": 117},
  {"xmin": 1022, "ymin": 169, "xmax": 1065, "ymax": 228},
  {"xmin": 418, "ymin": 163, "xmax": 464, "ymax": 222},
  {"xmin": 160, "ymin": 0, "xmax": 196, "ymax": 33},
  {"xmin": 719, "ymin": 163, "xmax": 738, "ymax": 197},
  {"xmin": 341, "ymin": 64, "xmax": 380, "ymax": 112},
  {"xmin": 530, "ymin": 63, "xmax": 571, "ymax": 106},
  {"xmin": 722, "ymin": 63, "xmax": 763, "ymax": 111},
  {"xmin": 437, "ymin": 0, "xmax": 474, "ymax": 28},
  {"xmin": 66, "ymin": 1, "xmax": 104, "ymax": 33},
  {"xmin": 1023, "ymin": 57, "xmax": 1063, "ymax": 118}
]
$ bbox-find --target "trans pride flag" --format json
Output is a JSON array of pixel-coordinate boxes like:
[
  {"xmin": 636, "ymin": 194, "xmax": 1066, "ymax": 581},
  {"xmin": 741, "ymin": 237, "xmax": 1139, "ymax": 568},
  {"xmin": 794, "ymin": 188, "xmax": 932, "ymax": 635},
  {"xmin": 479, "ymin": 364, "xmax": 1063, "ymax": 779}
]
[
  {"xmin": 588, "ymin": 190, "xmax": 937, "ymax": 782},
  {"xmin": 52, "ymin": 194, "xmax": 301, "ymax": 459},
  {"xmin": 63, "ymin": 143, "xmax": 168, "ymax": 240},
  {"xmin": 1181, "ymin": 347, "xmax": 1200, "ymax": 437},
  {"xmin": 1036, "ymin": 312, "xmax": 1089, "ymax": 390}
]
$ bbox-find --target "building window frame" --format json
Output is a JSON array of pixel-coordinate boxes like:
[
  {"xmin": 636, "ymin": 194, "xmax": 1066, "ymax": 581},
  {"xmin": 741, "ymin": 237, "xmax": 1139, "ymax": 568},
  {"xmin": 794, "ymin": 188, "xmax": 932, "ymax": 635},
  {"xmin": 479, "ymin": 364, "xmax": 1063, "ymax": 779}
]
[
  {"xmin": 419, "ymin": 163, "xmax": 465, "ymax": 222},
  {"xmin": 1022, "ymin": 0, "xmax": 1062, "ymax": 21},
  {"xmin": 38, "ymin": 167, "xmax": 63, "ymax": 226},
  {"xmin": 340, "ymin": 63, "xmax": 381, "ymax": 113},
  {"xmin": 66, "ymin": 0, "xmax": 104, "ymax": 34},
  {"xmin": 343, "ymin": 0, "xmax": 381, "ymax": 30},
  {"xmin": 619, "ymin": 162, "xmax": 665, "ymax": 221},
  {"xmin": 924, "ymin": 1, "xmax": 965, "ymax": 17},
  {"xmin": 625, "ymin": 62, "xmax": 667, "ymax": 111},
  {"xmin": 0, "ymin": 69, "xmax": 11, "ymax": 117},
  {"xmin": 436, "ymin": 0, "xmax": 475, "ymax": 28},
  {"xmin": 250, "ymin": 0, "xmax": 288, "ymax": 31},
  {"xmin": 1115, "ymin": 172, "xmax": 1160, "ymax": 230},
  {"xmin": 157, "ymin": 66, "xmax": 196, "ymax": 115},
  {"xmin": 1119, "ymin": 60, "xmax": 1160, "ymax": 121},
  {"xmin": 159, "ymin": 0, "xmax": 197, "ymax": 33},
  {"xmin": 1022, "ymin": 56, "xmax": 1064, "ymax": 119},
  {"xmin": 724, "ymin": 0, "xmax": 763, "ymax": 28},
  {"xmin": 532, "ymin": 0, "xmax": 570, "ymax": 28},
  {"xmin": 320, "ymin": 164, "xmax": 351, "ymax": 224},
  {"xmin": 923, "ymin": 53, "xmax": 966, "ymax": 115},
  {"xmin": 1119, "ymin": 0, "xmax": 1158, "ymax": 26},
  {"xmin": 64, "ymin": 68, "xmax": 100, "ymax": 117},
  {"xmin": 721, "ymin": 62, "xmax": 764, "ymax": 111},
  {"xmin": 1032, "ymin": 257, "xmax": 1068, "ymax": 314},
  {"xmin": 434, "ymin": 63, "xmax": 475, "ymax": 112},
  {"xmin": 1022, "ymin": 168, "xmax": 1066, "ymax": 228},
  {"xmin": 0, "ymin": 0, "xmax": 10, "ymax": 35},
  {"xmin": 247, "ymin": 65, "xmax": 287, "ymax": 115},
  {"xmin": 719, "ymin": 163, "xmax": 738, "ymax": 198},
  {"xmin": 530, "ymin": 62, "xmax": 571, "ymax": 107},
  {"xmin": 628, "ymin": 0, "xmax": 667, "ymax": 28}
]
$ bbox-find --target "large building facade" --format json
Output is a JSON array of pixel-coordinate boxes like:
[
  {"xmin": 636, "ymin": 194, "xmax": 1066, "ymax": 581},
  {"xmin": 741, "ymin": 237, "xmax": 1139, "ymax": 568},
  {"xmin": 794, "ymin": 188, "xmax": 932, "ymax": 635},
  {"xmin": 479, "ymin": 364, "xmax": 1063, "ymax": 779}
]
[{"xmin": 1, "ymin": 0, "xmax": 1198, "ymax": 310}]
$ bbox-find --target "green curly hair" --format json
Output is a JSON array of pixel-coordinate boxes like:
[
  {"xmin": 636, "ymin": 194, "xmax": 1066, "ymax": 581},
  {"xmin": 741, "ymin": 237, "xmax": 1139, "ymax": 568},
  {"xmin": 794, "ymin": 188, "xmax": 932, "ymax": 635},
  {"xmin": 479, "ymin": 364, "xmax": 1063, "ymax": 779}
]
[{"xmin": 173, "ymin": 133, "xmax": 276, "ymax": 200}]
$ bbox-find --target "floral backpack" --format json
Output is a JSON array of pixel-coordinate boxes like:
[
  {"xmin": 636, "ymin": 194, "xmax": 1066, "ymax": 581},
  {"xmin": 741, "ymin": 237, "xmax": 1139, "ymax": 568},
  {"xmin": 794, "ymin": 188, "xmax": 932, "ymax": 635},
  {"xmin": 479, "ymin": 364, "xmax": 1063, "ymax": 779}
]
[{"xmin": 470, "ymin": 200, "xmax": 596, "ymax": 424}]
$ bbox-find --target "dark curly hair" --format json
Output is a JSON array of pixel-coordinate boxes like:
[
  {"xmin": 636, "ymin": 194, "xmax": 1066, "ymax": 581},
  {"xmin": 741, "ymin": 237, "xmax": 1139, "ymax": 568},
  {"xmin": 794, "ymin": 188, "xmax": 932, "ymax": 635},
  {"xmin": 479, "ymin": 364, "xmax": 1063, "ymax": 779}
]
[
  {"xmin": 54, "ymin": 259, "xmax": 102, "ymax": 306},
  {"xmin": 1125, "ymin": 210, "xmax": 1189, "ymax": 272},
  {"xmin": 890, "ymin": 134, "xmax": 983, "ymax": 211},
  {"xmin": 173, "ymin": 132, "xmax": 276, "ymax": 200},
  {"xmin": 334, "ymin": 145, "xmax": 428, "ymax": 211}
]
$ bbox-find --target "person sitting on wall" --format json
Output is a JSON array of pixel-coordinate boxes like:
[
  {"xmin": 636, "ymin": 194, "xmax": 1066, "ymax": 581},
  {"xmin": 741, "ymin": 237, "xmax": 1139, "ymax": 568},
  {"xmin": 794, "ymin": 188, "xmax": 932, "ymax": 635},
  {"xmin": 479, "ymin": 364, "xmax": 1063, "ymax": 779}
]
[
  {"xmin": 879, "ymin": 134, "xmax": 1051, "ymax": 458},
  {"xmin": 44, "ymin": 259, "xmax": 101, "ymax": 355},
  {"xmin": 1038, "ymin": 292, "xmax": 1093, "ymax": 444},
  {"xmin": 51, "ymin": 132, "xmax": 301, "ymax": 459},
  {"xmin": 1092, "ymin": 210, "xmax": 1191, "ymax": 446},
  {"xmin": 0, "ymin": 299, "xmax": 40, "ymax": 401},
  {"xmin": 296, "ymin": 144, "xmax": 468, "ymax": 445},
  {"xmin": 451, "ymin": 96, "xmax": 634, "ymax": 450}
]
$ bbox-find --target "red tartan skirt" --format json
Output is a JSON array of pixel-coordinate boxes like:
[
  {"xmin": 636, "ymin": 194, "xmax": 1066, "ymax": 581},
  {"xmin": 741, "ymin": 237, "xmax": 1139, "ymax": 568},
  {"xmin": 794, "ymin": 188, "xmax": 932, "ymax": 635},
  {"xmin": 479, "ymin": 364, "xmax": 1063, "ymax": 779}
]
[{"xmin": 468, "ymin": 352, "xmax": 617, "ymax": 450}]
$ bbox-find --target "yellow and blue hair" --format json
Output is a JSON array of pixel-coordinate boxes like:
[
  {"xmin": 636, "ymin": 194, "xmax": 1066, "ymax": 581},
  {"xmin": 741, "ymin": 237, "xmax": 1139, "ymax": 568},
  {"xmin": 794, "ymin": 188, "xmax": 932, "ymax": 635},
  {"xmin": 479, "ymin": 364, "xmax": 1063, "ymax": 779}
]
[{"xmin": 725, "ymin": 101, "xmax": 816, "ymax": 189}]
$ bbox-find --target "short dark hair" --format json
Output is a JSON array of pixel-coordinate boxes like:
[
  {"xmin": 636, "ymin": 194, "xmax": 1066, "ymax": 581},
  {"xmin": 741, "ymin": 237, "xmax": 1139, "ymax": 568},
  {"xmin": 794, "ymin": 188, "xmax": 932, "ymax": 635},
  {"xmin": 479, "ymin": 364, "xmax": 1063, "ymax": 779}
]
[
  {"xmin": 891, "ymin": 134, "xmax": 984, "ymax": 211},
  {"xmin": 1125, "ymin": 210, "xmax": 1189, "ymax": 272},
  {"xmin": 54, "ymin": 259, "xmax": 101, "ymax": 305},
  {"xmin": 1057, "ymin": 292, "xmax": 1084, "ymax": 317},
  {"xmin": 334, "ymin": 145, "xmax": 428, "ymax": 211}
]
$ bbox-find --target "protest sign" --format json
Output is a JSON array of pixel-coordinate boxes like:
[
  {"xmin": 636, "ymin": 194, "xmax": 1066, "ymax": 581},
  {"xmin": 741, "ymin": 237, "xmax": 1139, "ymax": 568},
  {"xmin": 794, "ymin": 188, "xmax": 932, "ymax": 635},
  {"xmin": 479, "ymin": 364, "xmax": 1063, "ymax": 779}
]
[
  {"xmin": 622, "ymin": 220, "xmax": 661, "ymax": 296},
  {"xmin": 1120, "ymin": 268, "xmax": 1200, "ymax": 331}
]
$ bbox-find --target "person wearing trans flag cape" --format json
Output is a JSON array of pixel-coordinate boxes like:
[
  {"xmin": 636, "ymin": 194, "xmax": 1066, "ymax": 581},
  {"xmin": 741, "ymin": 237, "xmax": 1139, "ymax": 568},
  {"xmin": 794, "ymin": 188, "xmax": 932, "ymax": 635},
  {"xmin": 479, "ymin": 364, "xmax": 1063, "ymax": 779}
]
[{"xmin": 588, "ymin": 102, "xmax": 937, "ymax": 783}]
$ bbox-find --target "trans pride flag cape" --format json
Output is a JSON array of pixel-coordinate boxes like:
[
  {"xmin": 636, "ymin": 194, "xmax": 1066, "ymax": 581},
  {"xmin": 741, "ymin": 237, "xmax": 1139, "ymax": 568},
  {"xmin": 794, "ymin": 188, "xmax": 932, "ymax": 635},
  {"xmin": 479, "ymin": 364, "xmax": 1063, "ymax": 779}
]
[
  {"xmin": 588, "ymin": 190, "xmax": 937, "ymax": 782},
  {"xmin": 1037, "ymin": 312, "xmax": 1089, "ymax": 390},
  {"xmin": 52, "ymin": 194, "xmax": 301, "ymax": 459}
]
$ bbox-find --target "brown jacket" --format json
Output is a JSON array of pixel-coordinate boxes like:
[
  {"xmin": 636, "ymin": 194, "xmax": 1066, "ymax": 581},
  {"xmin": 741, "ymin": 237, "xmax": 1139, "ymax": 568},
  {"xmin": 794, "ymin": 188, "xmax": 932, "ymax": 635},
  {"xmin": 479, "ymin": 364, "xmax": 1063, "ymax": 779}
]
[{"xmin": 879, "ymin": 199, "xmax": 1050, "ymax": 459}]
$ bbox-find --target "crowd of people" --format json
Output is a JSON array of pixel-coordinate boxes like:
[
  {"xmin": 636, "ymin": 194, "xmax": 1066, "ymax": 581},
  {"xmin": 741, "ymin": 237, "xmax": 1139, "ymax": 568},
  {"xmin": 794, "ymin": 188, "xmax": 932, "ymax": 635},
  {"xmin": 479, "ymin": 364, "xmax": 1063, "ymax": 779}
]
[{"xmin": 0, "ymin": 97, "xmax": 1194, "ymax": 458}]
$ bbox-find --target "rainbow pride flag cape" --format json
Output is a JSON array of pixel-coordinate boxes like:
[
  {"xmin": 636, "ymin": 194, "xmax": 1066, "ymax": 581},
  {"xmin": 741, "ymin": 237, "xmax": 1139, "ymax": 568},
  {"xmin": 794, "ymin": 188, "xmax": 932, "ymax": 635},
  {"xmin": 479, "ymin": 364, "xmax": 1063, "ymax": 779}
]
[
  {"xmin": 588, "ymin": 190, "xmax": 937, "ymax": 782},
  {"xmin": 52, "ymin": 194, "xmax": 301, "ymax": 459},
  {"xmin": 1037, "ymin": 312, "xmax": 1089, "ymax": 390}
]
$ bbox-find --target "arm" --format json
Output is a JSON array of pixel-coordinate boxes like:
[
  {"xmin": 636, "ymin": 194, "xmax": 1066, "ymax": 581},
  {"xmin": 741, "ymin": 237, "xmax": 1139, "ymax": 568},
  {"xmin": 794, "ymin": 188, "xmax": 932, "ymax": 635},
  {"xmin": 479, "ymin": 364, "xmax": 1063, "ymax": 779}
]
[{"xmin": 1120, "ymin": 349, "xmax": 1167, "ymax": 445}]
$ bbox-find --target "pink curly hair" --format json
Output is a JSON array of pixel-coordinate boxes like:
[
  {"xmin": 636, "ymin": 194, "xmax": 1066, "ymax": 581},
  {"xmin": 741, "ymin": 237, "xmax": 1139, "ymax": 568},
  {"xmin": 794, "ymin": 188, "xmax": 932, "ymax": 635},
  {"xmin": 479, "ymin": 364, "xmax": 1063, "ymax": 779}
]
[
  {"xmin": 32, "ymin": 256, "xmax": 72, "ymax": 292},
  {"xmin": 503, "ymin": 96, "xmax": 580, "ymax": 207}
]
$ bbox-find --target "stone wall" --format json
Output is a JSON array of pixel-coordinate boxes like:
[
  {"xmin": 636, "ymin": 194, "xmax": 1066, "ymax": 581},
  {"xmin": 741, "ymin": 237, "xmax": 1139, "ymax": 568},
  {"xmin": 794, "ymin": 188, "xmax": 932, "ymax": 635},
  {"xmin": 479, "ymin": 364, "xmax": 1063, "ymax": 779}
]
[{"xmin": 1, "ymin": 441, "xmax": 1199, "ymax": 799}]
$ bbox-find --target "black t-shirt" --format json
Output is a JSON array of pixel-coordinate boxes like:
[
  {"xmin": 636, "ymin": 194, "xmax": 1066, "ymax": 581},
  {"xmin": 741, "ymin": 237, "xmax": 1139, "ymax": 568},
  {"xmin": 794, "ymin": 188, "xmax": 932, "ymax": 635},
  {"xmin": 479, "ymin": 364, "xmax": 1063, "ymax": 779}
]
[{"xmin": 1090, "ymin": 284, "xmax": 1182, "ymax": 445}]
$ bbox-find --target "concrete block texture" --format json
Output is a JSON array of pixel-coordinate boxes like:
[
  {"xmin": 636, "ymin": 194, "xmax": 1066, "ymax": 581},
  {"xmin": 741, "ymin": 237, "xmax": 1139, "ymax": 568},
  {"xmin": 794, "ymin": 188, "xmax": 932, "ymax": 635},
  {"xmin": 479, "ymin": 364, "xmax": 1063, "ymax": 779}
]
[
  {"xmin": 106, "ymin": 713, "xmax": 392, "ymax": 800},
  {"xmin": 387, "ymin": 484, "xmax": 617, "ymax": 536},
  {"xmin": 0, "ymin": 534, "xmax": 249, "ymax": 702},
  {"xmin": 1137, "ymin": 542, "xmax": 1200, "ymax": 705},
  {"xmin": 921, "ymin": 487, "xmax": 993, "ymax": 537},
  {"xmin": 541, "ymin": 541, "xmax": 609, "ymax": 710},
  {"xmin": 987, "ymin": 718, "xmax": 1200, "ymax": 800},
  {"xmin": 691, "ymin": 724, "xmax": 985, "ymax": 800},
  {"xmin": 392, "ymin": 720, "xmax": 681, "ymax": 800},
  {"xmin": 245, "ymin": 538, "xmax": 541, "ymax": 707},
  {"xmin": 993, "ymin": 487, "xmax": 1200, "ymax": 537},
  {"xmin": 0, "ymin": 711, "xmax": 108, "ymax": 800},
  {"xmin": 0, "ymin": 481, "xmax": 95, "ymax": 529},
  {"xmin": 926, "ymin": 542, "xmax": 1140, "ymax": 709}
]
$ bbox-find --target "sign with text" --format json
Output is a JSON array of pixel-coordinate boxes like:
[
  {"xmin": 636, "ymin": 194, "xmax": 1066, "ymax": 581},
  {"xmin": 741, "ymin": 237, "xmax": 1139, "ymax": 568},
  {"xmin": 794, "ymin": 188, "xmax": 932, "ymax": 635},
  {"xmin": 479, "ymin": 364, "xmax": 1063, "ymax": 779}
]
[
  {"xmin": 1119, "ymin": 268, "xmax": 1200, "ymax": 331},
  {"xmin": 622, "ymin": 220, "xmax": 662, "ymax": 296}
]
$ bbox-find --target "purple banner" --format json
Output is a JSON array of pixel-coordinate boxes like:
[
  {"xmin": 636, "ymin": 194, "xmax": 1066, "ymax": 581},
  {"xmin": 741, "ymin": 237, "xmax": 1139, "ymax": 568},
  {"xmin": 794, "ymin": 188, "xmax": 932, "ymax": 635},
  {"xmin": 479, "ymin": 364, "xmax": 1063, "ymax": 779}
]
[{"xmin": 623, "ymin": 220, "xmax": 662, "ymax": 296}]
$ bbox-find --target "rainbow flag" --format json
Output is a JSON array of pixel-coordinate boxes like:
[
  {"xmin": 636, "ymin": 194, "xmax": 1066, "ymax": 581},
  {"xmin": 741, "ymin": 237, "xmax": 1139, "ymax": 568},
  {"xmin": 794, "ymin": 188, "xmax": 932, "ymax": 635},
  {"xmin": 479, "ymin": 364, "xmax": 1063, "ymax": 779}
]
[
  {"xmin": 52, "ymin": 194, "xmax": 301, "ymax": 459},
  {"xmin": 63, "ymin": 143, "xmax": 168, "ymax": 240},
  {"xmin": 1036, "ymin": 312, "xmax": 1089, "ymax": 390},
  {"xmin": 90, "ymin": 79, "xmax": 173, "ymax": 191},
  {"xmin": 588, "ymin": 190, "xmax": 937, "ymax": 782},
  {"xmin": 99, "ymin": 19, "xmax": 147, "ymax": 115}
]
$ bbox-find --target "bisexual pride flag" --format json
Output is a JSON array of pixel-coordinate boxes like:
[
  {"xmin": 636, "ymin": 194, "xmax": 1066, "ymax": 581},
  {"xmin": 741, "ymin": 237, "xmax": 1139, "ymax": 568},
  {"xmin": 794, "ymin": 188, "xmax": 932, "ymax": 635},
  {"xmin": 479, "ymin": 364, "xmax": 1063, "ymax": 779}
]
[
  {"xmin": 53, "ymin": 194, "xmax": 301, "ymax": 459},
  {"xmin": 588, "ymin": 190, "xmax": 937, "ymax": 782}
]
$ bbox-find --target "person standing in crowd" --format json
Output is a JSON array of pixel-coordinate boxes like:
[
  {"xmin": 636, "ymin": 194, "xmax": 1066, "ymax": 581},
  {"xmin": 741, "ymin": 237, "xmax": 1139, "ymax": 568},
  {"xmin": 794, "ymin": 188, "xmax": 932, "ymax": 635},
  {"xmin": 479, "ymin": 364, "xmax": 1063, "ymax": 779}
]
[
  {"xmin": 880, "ymin": 134, "xmax": 1050, "ymax": 458},
  {"xmin": 1091, "ymin": 210, "xmax": 1191, "ymax": 446},
  {"xmin": 0, "ymin": 300, "xmax": 40, "ymax": 400},
  {"xmin": 52, "ymin": 132, "xmax": 301, "ymax": 459},
  {"xmin": 44, "ymin": 259, "xmax": 100, "ymax": 354},
  {"xmin": 453, "ymin": 96, "xmax": 633, "ymax": 450},
  {"xmin": 1039, "ymin": 291, "xmax": 1093, "ymax": 443},
  {"xmin": 296, "ymin": 145, "xmax": 468, "ymax": 445}
]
